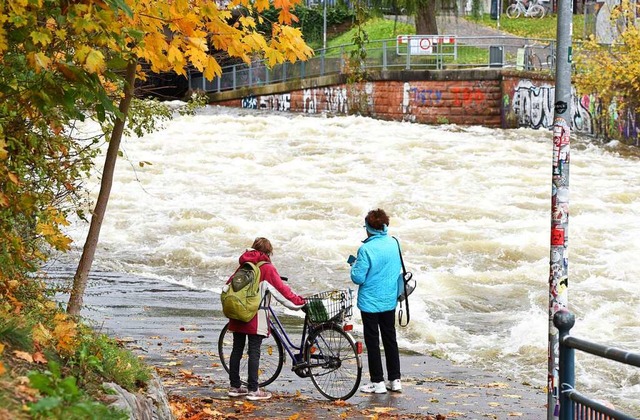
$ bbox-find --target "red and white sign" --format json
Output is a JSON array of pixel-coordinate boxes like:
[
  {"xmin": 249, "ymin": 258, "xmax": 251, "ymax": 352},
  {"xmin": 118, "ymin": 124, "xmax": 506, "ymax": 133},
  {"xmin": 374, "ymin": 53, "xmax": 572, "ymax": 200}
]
[{"xmin": 396, "ymin": 35, "xmax": 455, "ymax": 55}]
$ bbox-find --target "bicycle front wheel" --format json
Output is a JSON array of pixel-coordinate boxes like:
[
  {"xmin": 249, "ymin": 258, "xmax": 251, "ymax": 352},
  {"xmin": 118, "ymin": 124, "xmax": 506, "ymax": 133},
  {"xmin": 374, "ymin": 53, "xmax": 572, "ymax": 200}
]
[
  {"xmin": 218, "ymin": 323, "xmax": 285, "ymax": 387},
  {"xmin": 306, "ymin": 325, "xmax": 362, "ymax": 400},
  {"xmin": 506, "ymin": 4, "xmax": 520, "ymax": 18}
]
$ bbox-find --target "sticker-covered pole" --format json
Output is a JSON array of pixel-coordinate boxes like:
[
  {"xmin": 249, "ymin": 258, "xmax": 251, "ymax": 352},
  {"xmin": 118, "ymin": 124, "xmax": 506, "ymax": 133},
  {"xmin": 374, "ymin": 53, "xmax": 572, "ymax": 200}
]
[{"xmin": 547, "ymin": 0, "xmax": 573, "ymax": 416}]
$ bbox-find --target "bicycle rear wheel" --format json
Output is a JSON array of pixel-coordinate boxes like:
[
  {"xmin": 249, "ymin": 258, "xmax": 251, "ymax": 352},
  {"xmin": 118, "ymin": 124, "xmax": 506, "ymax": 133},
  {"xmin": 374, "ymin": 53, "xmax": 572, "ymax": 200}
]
[
  {"xmin": 218, "ymin": 323, "xmax": 284, "ymax": 387},
  {"xmin": 529, "ymin": 4, "xmax": 545, "ymax": 17},
  {"xmin": 506, "ymin": 4, "xmax": 521, "ymax": 18},
  {"xmin": 306, "ymin": 325, "xmax": 362, "ymax": 400}
]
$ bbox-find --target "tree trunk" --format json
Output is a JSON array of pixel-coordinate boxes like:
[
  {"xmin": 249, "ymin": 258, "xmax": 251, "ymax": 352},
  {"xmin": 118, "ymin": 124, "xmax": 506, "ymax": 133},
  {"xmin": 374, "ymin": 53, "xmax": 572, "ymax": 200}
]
[
  {"xmin": 415, "ymin": 0, "xmax": 439, "ymax": 35},
  {"xmin": 67, "ymin": 61, "xmax": 137, "ymax": 316}
]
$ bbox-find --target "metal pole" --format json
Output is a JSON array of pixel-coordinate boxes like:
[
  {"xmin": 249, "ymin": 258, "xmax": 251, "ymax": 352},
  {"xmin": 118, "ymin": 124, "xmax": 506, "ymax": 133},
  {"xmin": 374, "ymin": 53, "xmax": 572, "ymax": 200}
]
[
  {"xmin": 554, "ymin": 310, "xmax": 575, "ymax": 420},
  {"xmin": 323, "ymin": 0, "xmax": 327, "ymax": 51},
  {"xmin": 547, "ymin": 0, "xmax": 573, "ymax": 416}
]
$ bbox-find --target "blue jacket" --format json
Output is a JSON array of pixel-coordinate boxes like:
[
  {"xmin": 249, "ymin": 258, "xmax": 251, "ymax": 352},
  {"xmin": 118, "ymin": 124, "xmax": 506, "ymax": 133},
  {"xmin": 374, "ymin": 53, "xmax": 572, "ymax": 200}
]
[{"xmin": 350, "ymin": 229, "xmax": 402, "ymax": 313}]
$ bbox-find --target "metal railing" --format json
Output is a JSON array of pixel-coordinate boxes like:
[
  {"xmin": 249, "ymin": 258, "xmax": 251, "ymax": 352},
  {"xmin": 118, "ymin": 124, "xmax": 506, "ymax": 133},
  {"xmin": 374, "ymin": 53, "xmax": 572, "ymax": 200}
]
[
  {"xmin": 554, "ymin": 310, "xmax": 640, "ymax": 420},
  {"xmin": 188, "ymin": 35, "xmax": 556, "ymax": 93}
]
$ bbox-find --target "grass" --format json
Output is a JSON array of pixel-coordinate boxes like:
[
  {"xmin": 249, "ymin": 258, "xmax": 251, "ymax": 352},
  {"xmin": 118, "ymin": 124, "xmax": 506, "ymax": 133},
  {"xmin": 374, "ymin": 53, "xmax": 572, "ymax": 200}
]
[
  {"xmin": 464, "ymin": 13, "xmax": 586, "ymax": 40},
  {"xmin": 318, "ymin": 12, "xmax": 585, "ymax": 68},
  {"xmin": 0, "ymin": 288, "xmax": 152, "ymax": 420},
  {"xmin": 324, "ymin": 13, "xmax": 587, "ymax": 49},
  {"xmin": 326, "ymin": 17, "xmax": 415, "ymax": 49}
]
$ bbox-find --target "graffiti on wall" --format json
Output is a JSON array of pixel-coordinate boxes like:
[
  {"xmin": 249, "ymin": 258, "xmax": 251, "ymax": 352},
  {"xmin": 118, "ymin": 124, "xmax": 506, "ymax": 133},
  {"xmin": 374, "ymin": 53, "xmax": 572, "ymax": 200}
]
[
  {"xmin": 242, "ymin": 96, "xmax": 257, "ymax": 109},
  {"xmin": 241, "ymin": 94, "xmax": 291, "ymax": 111},
  {"xmin": 451, "ymin": 86, "xmax": 486, "ymax": 107},
  {"xmin": 511, "ymin": 80, "xmax": 595, "ymax": 134},
  {"xmin": 511, "ymin": 80, "xmax": 555, "ymax": 129},
  {"xmin": 403, "ymin": 82, "xmax": 487, "ymax": 110},
  {"xmin": 409, "ymin": 86, "xmax": 443, "ymax": 106},
  {"xmin": 302, "ymin": 87, "xmax": 349, "ymax": 114}
]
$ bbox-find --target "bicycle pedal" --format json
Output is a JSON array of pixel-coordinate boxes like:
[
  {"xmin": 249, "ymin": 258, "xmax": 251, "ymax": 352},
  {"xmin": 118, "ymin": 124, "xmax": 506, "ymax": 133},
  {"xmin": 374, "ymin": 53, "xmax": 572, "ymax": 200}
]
[{"xmin": 292, "ymin": 365, "xmax": 311, "ymax": 378}]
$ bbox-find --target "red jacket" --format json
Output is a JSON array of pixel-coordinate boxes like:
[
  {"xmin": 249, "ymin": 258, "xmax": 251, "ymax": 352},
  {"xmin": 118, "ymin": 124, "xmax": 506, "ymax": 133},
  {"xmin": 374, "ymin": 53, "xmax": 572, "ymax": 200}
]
[{"xmin": 226, "ymin": 249, "xmax": 305, "ymax": 336}]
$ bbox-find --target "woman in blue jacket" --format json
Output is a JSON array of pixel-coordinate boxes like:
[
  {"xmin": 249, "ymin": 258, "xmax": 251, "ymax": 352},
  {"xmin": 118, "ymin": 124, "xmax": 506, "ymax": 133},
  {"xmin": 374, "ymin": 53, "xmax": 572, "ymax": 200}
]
[{"xmin": 350, "ymin": 208, "xmax": 403, "ymax": 394}]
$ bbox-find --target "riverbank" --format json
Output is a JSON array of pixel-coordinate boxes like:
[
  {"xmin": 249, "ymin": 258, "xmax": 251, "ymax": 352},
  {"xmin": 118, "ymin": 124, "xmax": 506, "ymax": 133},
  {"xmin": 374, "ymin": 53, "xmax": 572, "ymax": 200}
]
[{"xmin": 65, "ymin": 272, "xmax": 547, "ymax": 419}]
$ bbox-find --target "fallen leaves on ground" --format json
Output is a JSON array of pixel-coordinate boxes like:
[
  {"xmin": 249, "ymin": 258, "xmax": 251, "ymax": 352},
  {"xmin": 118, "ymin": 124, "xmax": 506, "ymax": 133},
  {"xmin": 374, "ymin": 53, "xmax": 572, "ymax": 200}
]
[{"xmin": 13, "ymin": 351, "xmax": 33, "ymax": 363}]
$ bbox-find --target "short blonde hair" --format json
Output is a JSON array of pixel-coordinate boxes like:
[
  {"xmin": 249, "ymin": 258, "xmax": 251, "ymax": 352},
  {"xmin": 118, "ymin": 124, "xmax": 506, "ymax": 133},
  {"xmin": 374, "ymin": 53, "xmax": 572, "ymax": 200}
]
[{"xmin": 252, "ymin": 237, "xmax": 273, "ymax": 256}]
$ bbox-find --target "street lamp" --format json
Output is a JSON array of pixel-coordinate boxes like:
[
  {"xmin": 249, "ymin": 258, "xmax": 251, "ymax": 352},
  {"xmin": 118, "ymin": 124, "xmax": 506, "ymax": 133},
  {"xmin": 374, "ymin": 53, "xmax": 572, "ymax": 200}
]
[{"xmin": 323, "ymin": 0, "xmax": 327, "ymax": 50}]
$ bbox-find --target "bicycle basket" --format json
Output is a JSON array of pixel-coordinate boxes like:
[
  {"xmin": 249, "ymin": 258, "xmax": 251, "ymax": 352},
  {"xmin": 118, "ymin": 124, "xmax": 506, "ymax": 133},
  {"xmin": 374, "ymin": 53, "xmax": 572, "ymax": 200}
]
[{"xmin": 305, "ymin": 289, "xmax": 353, "ymax": 323}]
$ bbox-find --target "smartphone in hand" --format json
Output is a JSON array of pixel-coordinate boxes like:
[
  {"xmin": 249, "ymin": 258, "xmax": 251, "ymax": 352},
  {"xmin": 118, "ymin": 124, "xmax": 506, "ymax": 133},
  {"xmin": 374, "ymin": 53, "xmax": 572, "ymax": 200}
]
[{"xmin": 347, "ymin": 255, "xmax": 356, "ymax": 265}]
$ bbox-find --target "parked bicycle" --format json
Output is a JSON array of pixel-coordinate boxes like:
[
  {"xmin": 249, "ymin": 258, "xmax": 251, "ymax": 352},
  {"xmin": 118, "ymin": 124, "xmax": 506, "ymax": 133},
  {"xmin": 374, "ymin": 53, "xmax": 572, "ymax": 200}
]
[
  {"xmin": 506, "ymin": 0, "xmax": 546, "ymax": 18},
  {"xmin": 218, "ymin": 289, "xmax": 363, "ymax": 400}
]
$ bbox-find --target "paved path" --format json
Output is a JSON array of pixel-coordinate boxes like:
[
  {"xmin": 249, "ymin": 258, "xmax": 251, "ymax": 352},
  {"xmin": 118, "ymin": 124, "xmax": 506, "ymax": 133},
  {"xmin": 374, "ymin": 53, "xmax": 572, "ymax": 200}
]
[{"xmin": 55, "ymin": 273, "xmax": 548, "ymax": 419}]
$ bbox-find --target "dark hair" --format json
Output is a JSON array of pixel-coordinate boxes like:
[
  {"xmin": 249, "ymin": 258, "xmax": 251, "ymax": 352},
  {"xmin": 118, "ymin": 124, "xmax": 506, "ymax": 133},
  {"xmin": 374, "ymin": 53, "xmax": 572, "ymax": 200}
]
[
  {"xmin": 365, "ymin": 208, "xmax": 389, "ymax": 230},
  {"xmin": 252, "ymin": 237, "xmax": 273, "ymax": 256}
]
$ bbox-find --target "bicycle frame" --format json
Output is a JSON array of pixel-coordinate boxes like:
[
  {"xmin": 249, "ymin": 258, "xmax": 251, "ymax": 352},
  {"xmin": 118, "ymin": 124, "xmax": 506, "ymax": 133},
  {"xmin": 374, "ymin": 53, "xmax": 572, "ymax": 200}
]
[{"xmin": 266, "ymin": 304, "xmax": 309, "ymax": 366}]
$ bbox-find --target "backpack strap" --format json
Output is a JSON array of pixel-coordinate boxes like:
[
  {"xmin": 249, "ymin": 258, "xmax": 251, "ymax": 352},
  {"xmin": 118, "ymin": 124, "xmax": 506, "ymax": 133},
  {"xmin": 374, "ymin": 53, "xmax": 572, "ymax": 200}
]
[{"xmin": 393, "ymin": 236, "xmax": 410, "ymax": 327}]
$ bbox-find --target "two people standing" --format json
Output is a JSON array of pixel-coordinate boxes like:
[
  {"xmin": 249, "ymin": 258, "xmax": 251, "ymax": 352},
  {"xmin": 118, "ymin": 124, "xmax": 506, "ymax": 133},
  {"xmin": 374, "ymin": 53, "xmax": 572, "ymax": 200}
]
[
  {"xmin": 224, "ymin": 208, "xmax": 404, "ymax": 399},
  {"xmin": 350, "ymin": 208, "xmax": 403, "ymax": 394}
]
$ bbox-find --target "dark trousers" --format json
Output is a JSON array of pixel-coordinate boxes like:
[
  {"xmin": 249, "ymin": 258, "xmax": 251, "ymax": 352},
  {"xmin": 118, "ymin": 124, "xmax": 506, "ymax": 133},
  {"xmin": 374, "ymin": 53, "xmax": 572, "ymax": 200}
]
[
  {"xmin": 229, "ymin": 332, "xmax": 263, "ymax": 392},
  {"xmin": 361, "ymin": 309, "xmax": 401, "ymax": 383}
]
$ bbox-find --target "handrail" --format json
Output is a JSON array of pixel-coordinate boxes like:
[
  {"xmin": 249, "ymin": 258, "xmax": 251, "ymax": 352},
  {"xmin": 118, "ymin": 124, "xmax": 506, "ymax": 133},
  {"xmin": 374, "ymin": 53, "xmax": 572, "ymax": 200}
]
[
  {"xmin": 554, "ymin": 310, "xmax": 640, "ymax": 420},
  {"xmin": 188, "ymin": 35, "xmax": 557, "ymax": 94}
]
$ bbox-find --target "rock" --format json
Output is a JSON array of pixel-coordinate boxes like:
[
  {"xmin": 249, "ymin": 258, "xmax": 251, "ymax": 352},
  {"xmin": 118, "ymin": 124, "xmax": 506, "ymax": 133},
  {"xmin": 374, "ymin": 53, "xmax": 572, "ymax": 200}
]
[{"xmin": 104, "ymin": 372, "xmax": 173, "ymax": 420}]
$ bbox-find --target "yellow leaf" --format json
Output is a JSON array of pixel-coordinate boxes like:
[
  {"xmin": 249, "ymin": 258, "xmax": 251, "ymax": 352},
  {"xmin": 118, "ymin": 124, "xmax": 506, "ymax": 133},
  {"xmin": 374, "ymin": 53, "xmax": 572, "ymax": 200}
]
[
  {"xmin": 0, "ymin": 361, "xmax": 5, "ymax": 376},
  {"xmin": 7, "ymin": 172, "xmax": 19, "ymax": 184},
  {"xmin": 203, "ymin": 56, "xmax": 221, "ymax": 81},
  {"xmin": 32, "ymin": 323, "xmax": 53, "ymax": 347},
  {"xmin": 0, "ymin": 138, "xmax": 7, "ymax": 160},
  {"xmin": 52, "ymin": 317, "xmax": 78, "ymax": 355},
  {"xmin": 254, "ymin": 0, "xmax": 270, "ymax": 11},
  {"xmin": 30, "ymin": 30, "xmax": 51, "ymax": 46},
  {"xmin": 167, "ymin": 44, "xmax": 183, "ymax": 65},
  {"xmin": 288, "ymin": 414, "xmax": 300, "ymax": 420},
  {"xmin": 372, "ymin": 407, "xmax": 395, "ymax": 413},
  {"xmin": 13, "ymin": 350, "xmax": 34, "ymax": 363},
  {"xmin": 0, "ymin": 343, "xmax": 4, "ymax": 354},
  {"xmin": 84, "ymin": 49, "xmax": 105, "ymax": 74}
]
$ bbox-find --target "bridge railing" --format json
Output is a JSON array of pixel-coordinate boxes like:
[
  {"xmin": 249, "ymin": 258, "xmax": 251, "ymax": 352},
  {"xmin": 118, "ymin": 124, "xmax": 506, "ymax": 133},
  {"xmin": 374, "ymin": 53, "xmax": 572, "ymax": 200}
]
[
  {"xmin": 188, "ymin": 35, "xmax": 556, "ymax": 93},
  {"xmin": 554, "ymin": 310, "xmax": 640, "ymax": 420}
]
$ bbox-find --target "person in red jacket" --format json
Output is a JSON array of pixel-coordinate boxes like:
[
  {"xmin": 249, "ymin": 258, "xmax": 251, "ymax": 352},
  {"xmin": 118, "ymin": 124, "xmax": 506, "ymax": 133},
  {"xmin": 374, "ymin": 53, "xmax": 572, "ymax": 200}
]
[{"xmin": 226, "ymin": 237, "xmax": 306, "ymax": 401}]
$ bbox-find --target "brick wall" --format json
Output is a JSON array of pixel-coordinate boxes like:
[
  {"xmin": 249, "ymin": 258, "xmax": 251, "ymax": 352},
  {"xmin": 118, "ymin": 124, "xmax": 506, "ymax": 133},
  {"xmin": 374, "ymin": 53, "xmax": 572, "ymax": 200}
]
[
  {"xmin": 216, "ymin": 78, "xmax": 503, "ymax": 127},
  {"xmin": 211, "ymin": 70, "xmax": 640, "ymax": 143}
]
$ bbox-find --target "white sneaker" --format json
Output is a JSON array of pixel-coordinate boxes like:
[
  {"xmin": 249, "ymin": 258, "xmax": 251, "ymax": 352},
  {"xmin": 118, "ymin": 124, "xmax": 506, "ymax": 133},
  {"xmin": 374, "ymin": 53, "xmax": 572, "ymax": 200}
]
[
  {"xmin": 246, "ymin": 388, "xmax": 272, "ymax": 401},
  {"xmin": 360, "ymin": 381, "xmax": 387, "ymax": 394},
  {"xmin": 386, "ymin": 379, "xmax": 402, "ymax": 392}
]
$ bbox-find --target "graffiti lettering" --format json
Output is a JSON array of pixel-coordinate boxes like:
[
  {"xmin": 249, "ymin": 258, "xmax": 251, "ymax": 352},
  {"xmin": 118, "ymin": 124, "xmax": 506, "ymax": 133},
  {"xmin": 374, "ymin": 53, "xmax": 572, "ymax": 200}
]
[
  {"xmin": 511, "ymin": 81, "xmax": 595, "ymax": 134},
  {"xmin": 242, "ymin": 96, "xmax": 258, "ymax": 109},
  {"xmin": 452, "ymin": 87, "xmax": 485, "ymax": 107},
  {"xmin": 512, "ymin": 81, "xmax": 555, "ymax": 128},
  {"xmin": 409, "ymin": 87, "xmax": 442, "ymax": 106},
  {"xmin": 302, "ymin": 87, "xmax": 348, "ymax": 114},
  {"xmin": 324, "ymin": 87, "xmax": 348, "ymax": 114},
  {"xmin": 259, "ymin": 94, "xmax": 291, "ymax": 112}
]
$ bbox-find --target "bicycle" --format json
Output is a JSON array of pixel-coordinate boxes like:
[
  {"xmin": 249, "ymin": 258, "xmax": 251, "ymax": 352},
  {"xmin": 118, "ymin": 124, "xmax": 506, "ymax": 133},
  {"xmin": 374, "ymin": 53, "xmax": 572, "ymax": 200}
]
[
  {"xmin": 218, "ymin": 289, "xmax": 363, "ymax": 400},
  {"xmin": 524, "ymin": 44, "xmax": 543, "ymax": 70},
  {"xmin": 506, "ymin": 0, "xmax": 546, "ymax": 18}
]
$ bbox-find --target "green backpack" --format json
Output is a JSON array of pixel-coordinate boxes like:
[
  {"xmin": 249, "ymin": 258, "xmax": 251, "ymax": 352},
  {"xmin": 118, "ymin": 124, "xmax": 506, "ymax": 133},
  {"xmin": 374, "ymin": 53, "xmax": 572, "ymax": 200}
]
[{"xmin": 221, "ymin": 261, "xmax": 266, "ymax": 322}]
